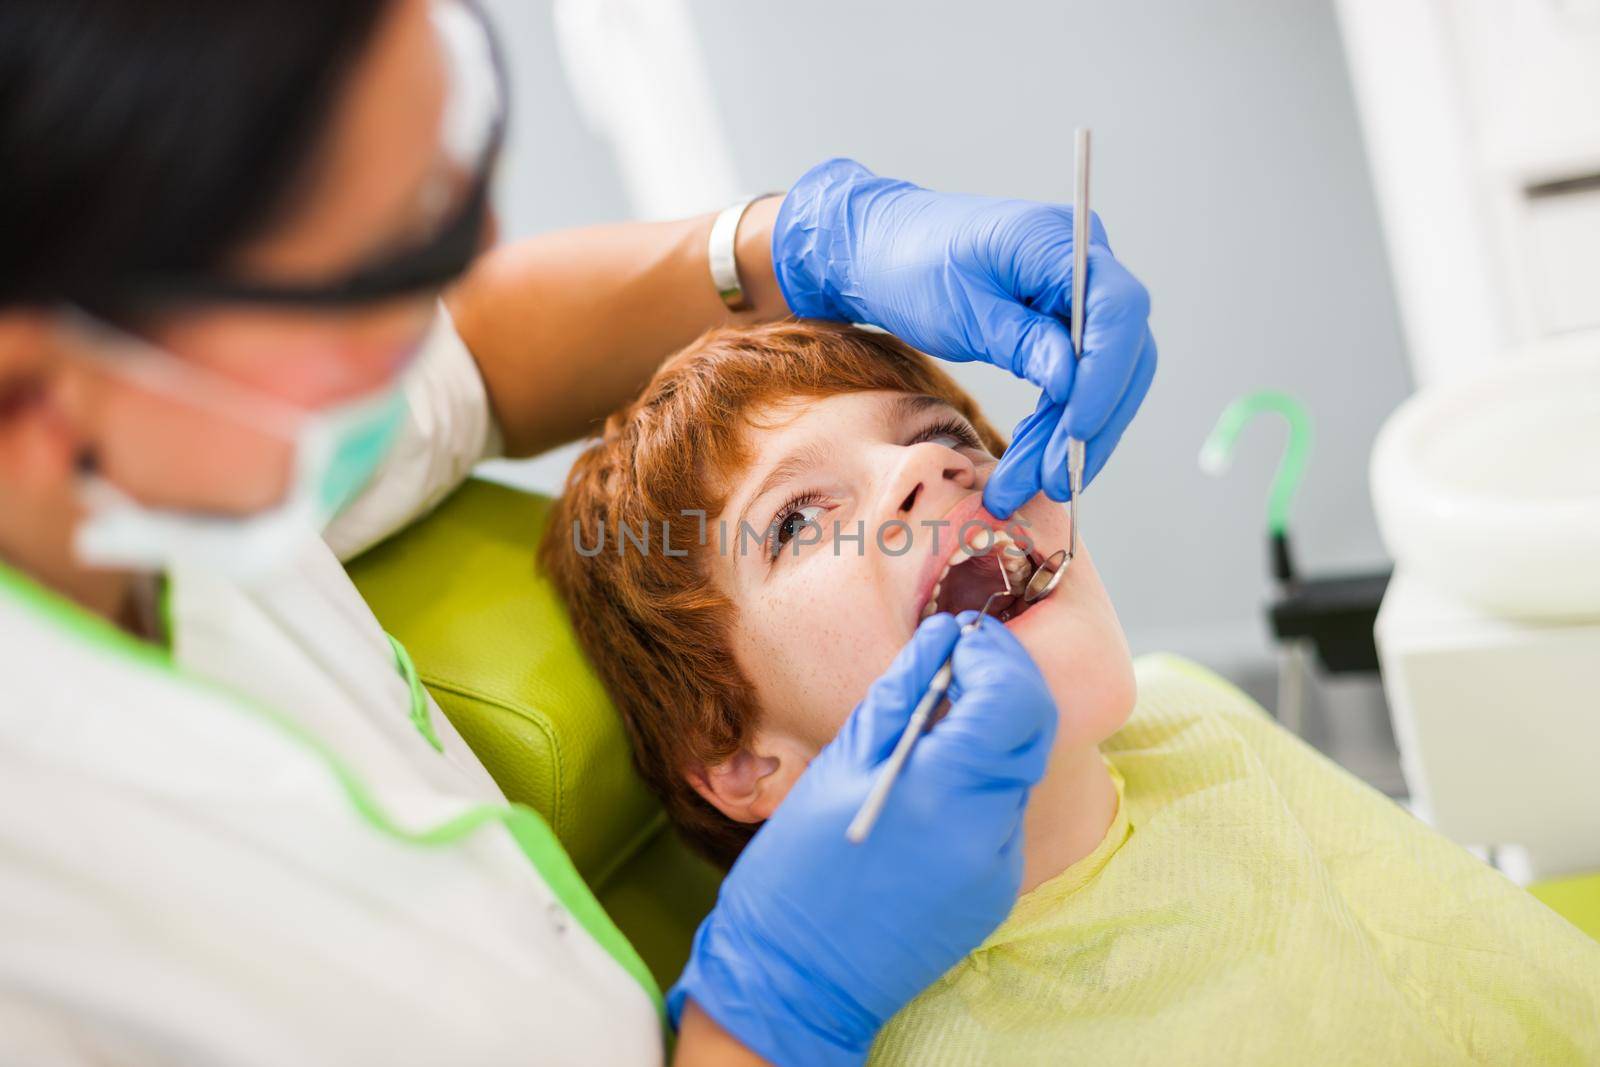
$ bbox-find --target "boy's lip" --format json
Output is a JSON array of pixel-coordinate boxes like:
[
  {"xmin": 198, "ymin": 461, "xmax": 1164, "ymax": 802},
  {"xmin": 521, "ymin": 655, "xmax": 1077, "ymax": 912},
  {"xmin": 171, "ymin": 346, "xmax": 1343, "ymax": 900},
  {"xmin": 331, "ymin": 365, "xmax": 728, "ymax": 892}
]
[{"xmin": 909, "ymin": 494, "xmax": 1022, "ymax": 631}]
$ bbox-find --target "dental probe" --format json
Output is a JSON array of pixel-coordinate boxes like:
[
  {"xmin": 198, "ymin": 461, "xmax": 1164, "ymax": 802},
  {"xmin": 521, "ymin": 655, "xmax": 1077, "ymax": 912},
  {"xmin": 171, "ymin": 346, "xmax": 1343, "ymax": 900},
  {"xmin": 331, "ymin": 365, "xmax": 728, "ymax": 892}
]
[
  {"xmin": 846, "ymin": 579, "xmax": 1012, "ymax": 845},
  {"xmin": 1067, "ymin": 127, "xmax": 1089, "ymax": 568},
  {"xmin": 1019, "ymin": 127, "xmax": 1093, "ymax": 606}
]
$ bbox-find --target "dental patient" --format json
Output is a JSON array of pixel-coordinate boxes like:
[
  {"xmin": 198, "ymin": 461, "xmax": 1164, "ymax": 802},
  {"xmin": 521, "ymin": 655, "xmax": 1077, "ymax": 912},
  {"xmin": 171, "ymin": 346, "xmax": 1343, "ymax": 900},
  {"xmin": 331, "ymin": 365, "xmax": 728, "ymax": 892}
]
[{"xmin": 546, "ymin": 321, "xmax": 1600, "ymax": 1065}]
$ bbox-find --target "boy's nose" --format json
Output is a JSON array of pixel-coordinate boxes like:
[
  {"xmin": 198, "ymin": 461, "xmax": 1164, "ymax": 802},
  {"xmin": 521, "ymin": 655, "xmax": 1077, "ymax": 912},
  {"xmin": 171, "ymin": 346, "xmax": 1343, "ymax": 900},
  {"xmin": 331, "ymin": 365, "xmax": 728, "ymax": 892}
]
[{"xmin": 883, "ymin": 441, "xmax": 978, "ymax": 521}]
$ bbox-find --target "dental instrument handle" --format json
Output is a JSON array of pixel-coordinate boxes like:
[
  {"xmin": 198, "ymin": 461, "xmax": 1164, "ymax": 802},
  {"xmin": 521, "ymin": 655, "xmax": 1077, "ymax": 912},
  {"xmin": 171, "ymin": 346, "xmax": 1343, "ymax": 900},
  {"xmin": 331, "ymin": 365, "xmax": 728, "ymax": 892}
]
[
  {"xmin": 1070, "ymin": 128, "xmax": 1090, "ymax": 364},
  {"xmin": 1020, "ymin": 130, "xmax": 1091, "ymax": 599},
  {"xmin": 1066, "ymin": 438, "xmax": 1084, "ymax": 560},
  {"xmin": 847, "ymin": 589, "xmax": 1010, "ymax": 844},
  {"xmin": 1067, "ymin": 127, "xmax": 1090, "ymax": 563},
  {"xmin": 845, "ymin": 661, "xmax": 952, "ymax": 845}
]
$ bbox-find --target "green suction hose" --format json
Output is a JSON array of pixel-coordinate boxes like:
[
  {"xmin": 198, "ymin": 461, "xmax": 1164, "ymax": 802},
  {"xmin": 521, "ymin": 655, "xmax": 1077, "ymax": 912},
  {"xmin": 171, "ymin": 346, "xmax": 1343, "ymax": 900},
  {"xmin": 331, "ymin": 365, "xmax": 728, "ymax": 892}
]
[{"xmin": 1199, "ymin": 391, "xmax": 1313, "ymax": 582}]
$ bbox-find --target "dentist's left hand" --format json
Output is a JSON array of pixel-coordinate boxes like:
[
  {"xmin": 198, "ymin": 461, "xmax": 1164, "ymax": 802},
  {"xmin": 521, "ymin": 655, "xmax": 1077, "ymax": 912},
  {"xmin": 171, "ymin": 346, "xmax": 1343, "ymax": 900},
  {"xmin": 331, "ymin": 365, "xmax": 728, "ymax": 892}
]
[
  {"xmin": 669, "ymin": 613, "xmax": 1057, "ymax": 1067},
  {"xmin": 771, "ymin": 157, "xmax": 1157, "ymax": 520}
]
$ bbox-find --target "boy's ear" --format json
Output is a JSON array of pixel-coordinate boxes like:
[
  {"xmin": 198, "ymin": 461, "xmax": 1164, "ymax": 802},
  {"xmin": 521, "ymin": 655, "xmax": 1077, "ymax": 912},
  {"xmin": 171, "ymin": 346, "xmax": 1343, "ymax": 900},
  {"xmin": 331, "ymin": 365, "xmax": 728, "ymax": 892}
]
[{"xmin": 687, "ymin": 733, "xmax": 808, "ymax": 824}]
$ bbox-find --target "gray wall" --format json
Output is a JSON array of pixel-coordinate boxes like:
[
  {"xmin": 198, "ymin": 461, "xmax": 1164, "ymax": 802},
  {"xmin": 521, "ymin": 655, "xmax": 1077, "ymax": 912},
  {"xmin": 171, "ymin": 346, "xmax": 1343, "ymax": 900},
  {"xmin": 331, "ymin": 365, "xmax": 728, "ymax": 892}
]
[
  {"xmin": 479, "ymin": 0, "xmax": 630, "ymax": 234},
  {"xmin": 482, "ymin": 0, "xmax": 1413, "ymax": 673}
]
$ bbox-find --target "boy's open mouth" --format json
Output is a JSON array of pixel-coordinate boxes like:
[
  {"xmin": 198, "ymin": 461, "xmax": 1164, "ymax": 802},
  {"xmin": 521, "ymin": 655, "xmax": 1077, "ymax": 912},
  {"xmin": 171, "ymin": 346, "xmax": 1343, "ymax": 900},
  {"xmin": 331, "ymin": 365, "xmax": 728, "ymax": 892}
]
[{"xmin": 920, "ymin": 530, "xmax": 1045, "ymax": 624}]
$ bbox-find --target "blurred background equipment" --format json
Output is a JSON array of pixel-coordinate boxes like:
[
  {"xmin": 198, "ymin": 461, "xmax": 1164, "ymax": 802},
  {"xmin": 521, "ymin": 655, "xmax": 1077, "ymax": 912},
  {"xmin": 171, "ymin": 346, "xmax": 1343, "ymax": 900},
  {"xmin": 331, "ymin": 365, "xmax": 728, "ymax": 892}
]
[
  {"xmin": 1200, "ymin": 391, "xmax": 1389, "ymax": 740},
  {"xmin": 1370, "ymin": 341, "xmax": 1600, "ymax": 882},
  {"xmin": 1334, "ymin": 0, "xmax": 1600, "ymax": 387},
  {"xmin": 1338, "ymin": 0, "xmax": 1600, "ymax": 882}
]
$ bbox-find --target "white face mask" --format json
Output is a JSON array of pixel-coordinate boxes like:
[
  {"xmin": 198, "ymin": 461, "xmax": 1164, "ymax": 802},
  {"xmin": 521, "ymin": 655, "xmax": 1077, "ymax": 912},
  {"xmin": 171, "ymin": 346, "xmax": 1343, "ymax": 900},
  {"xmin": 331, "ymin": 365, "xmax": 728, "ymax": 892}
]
[{"xmin": 65, "ymin": 313, "xmax": 410, "ymax": 580}]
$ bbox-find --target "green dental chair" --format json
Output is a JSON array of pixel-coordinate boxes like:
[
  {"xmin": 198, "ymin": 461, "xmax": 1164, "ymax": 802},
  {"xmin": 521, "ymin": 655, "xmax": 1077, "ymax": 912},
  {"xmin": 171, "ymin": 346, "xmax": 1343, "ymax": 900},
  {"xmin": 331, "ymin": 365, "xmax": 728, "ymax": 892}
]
[{"xmin": 346, "ymin": 477, "xmax": 722, "ymax": 990}]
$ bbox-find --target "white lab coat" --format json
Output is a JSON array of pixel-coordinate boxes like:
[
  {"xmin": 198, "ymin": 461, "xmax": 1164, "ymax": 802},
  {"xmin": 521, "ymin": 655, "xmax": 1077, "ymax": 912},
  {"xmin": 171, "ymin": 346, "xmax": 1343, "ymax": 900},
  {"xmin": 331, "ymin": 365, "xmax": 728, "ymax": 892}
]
[{"xmin": 0, "ymin": 312, "xmax": 663, "ymax": 1066}]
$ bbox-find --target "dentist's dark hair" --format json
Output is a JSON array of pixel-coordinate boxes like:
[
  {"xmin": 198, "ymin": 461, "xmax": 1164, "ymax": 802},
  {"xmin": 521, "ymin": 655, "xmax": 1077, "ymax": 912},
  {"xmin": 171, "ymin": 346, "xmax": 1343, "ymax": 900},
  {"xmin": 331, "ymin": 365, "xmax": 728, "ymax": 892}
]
[{"xmin": 0, "ymin": 0, "xmax": 391, "ymax": 309}]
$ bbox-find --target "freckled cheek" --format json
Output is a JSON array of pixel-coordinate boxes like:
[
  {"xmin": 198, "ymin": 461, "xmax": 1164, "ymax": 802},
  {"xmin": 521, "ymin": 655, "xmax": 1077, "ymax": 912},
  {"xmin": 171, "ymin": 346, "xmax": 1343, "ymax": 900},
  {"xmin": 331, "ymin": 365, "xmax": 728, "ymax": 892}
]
[{"xmin": 743, "ymin": 562, "xmax": 894, "ymax": 749}]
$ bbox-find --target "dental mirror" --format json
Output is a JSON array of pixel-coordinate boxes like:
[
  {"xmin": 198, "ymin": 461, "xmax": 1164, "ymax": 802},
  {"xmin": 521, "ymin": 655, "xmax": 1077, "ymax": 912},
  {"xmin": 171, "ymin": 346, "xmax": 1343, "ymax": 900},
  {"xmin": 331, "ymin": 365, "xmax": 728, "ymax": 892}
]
[{"xmin": 1023, "ymin": 548, "xmax": 1068, "ymax": 602}]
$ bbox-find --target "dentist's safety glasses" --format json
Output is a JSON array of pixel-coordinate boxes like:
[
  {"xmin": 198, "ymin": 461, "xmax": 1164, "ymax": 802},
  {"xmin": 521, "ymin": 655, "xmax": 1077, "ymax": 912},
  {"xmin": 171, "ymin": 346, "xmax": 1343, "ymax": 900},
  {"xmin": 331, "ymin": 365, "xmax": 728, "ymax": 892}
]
[
  {"xmin": 109, "ymin": 0, "xmax": 508, "ymax": 310},
  {"xmin": 59, "ymin": 310, "xmax": 413, "ymax": 580}
]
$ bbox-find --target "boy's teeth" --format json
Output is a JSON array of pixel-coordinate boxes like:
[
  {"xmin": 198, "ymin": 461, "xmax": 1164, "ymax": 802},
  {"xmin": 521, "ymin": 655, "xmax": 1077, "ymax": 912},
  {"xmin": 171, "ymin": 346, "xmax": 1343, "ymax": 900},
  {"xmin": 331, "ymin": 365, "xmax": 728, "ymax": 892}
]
[
  {"xmin": 954, "ymin": 527, "xmax": 1012, "ymax": 563},
  {"xmin": 1000, "ymin": 550, "xmax": 1033, "ymax": 589},
  {"xmin": 922, "ymin": 529, "xmax": 1030, "ymax": 618}
]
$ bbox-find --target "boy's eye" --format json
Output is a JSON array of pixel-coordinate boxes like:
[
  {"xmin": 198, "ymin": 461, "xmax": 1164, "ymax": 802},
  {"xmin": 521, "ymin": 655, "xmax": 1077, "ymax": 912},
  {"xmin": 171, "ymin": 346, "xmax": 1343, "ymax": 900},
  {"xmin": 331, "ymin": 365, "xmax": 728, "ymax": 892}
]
[
  {"xmin": 771, "ymin": 502, "xmax": 825, "ymax": 559},
  {"xmin": 913, "ymin": 417, "xmax": 983, "ymax": 452}
]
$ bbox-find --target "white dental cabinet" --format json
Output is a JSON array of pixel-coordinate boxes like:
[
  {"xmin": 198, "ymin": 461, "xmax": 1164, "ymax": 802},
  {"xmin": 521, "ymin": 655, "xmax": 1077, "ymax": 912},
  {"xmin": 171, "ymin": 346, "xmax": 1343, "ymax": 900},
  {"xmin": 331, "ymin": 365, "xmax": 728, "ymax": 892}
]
[{"xmin": 1338, "ymin": 0, "xmax": 1600, "ymax": 879}]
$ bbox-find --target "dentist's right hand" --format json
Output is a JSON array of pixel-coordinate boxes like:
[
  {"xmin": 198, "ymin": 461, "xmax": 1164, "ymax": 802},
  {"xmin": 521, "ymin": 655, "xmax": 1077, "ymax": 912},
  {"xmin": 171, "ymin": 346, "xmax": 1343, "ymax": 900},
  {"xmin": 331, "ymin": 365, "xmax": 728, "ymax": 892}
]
[{"xmin": 670, "ymin": 613, "xmax": 1057, "ymax": 1066}]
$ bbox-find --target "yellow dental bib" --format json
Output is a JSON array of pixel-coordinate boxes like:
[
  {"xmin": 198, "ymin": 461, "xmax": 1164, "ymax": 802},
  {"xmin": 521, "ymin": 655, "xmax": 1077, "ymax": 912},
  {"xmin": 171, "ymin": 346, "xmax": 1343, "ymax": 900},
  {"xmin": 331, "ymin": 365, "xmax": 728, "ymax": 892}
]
[{"xmin": 870, "ymin": 655, "xmax": 1600, "ymax": 1066}]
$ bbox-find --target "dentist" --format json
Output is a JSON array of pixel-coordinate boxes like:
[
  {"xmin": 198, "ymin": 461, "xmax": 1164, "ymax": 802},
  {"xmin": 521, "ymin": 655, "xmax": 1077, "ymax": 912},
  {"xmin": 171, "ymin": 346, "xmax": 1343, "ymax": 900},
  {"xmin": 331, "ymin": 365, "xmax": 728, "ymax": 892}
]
[{"xmin": 0, "ymin": 1, "xmax": 1156, "ymax": 1064}]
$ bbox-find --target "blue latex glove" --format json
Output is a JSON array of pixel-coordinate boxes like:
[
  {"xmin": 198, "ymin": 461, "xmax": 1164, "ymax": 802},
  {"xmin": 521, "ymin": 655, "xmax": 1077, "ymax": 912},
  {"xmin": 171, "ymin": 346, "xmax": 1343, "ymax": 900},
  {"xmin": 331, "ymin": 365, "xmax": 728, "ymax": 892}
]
[
  {"xmin": 668, "ymin": 613, "xmax": 1057, "ymax": 1066},
  {"xmin": 773, "ymin": 157, "xmax": 1158, "ymax": 519}
]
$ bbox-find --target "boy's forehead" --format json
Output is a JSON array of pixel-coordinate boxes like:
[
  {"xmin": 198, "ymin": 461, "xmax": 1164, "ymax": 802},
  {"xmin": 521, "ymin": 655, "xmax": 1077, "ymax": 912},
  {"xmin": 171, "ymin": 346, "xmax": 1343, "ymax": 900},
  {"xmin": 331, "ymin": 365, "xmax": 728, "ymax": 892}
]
[
  {"xmin": 730, "ymin": 391, "xmax": 944, "ymax": 480},
  {"xmin": 739, "ymin": 390, "xmax": 953, "ymax": 454},
  {"xmin": 716, "ymin": 390, "xmax": 960, "ymax": 513},
  {"xmin": 712, "ymin": 393, "xmax": 871, "ymax": 503},
  {"xmin": 742, "ymin": 392, "xmax": 873, "ymax": 448}
]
